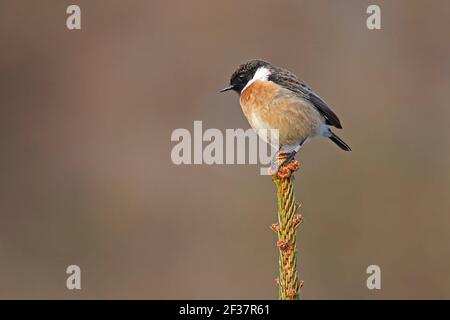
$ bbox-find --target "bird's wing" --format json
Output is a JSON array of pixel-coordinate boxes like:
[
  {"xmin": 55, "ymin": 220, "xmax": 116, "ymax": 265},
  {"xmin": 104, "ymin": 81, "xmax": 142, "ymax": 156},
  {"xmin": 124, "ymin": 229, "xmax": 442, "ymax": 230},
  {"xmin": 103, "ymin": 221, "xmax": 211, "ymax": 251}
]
[{"xmin": 268, "ymin": 68, "xmax": 342, "ymax": 129}]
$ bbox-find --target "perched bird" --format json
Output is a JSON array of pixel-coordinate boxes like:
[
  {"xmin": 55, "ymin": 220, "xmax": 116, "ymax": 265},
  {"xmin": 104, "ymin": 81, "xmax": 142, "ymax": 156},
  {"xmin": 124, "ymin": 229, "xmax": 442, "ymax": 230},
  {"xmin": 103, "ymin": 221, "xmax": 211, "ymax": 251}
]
[{"xmin": 220, "ymin": 59, "xmax": 350, "ymax": 169}]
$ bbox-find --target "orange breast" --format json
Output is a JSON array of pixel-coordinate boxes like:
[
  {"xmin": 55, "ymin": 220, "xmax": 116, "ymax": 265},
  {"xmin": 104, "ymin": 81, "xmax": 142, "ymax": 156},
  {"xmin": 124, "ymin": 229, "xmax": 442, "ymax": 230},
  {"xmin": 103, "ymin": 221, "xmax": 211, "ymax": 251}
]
[
  {"xmin": 240, "ymin": 80, "xmax": 280, "ymax": 118},
  {"xmin": 239, "ymin": 80, "xmax": 324, "ymax": 146}
]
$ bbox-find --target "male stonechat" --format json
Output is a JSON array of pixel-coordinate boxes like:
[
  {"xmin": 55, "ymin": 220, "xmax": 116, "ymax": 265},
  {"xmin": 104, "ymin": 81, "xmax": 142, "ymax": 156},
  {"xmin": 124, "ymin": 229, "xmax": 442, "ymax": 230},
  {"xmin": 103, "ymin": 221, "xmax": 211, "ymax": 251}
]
[{"xmin": 220, "ymin": 59, "xmax": 350, "ymax": 171}]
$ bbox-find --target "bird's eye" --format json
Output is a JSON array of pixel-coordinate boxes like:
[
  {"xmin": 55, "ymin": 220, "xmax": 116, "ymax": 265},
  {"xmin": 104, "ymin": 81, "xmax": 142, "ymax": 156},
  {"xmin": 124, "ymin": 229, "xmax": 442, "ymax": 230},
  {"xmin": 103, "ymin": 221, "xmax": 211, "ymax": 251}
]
[{"xmin": 238, "ymin": 74, "xmax": 245, "ymax": 80}]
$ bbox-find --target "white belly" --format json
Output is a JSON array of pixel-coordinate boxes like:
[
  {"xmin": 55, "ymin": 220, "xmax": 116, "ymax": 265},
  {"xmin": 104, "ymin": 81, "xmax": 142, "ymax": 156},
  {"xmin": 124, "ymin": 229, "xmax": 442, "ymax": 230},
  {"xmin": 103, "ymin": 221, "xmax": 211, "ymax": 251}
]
[{"xmin": 249, "ymin": 112, "xmax": 280, "ymax": 147}]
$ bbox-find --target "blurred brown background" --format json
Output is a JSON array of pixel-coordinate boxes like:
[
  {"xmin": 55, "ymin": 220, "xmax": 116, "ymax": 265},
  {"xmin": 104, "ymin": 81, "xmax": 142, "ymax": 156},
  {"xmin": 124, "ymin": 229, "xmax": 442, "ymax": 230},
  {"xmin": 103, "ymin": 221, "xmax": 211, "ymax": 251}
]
[{"xmin": 1, "ymin": 0, "xmax": 450, "ymax": 299}]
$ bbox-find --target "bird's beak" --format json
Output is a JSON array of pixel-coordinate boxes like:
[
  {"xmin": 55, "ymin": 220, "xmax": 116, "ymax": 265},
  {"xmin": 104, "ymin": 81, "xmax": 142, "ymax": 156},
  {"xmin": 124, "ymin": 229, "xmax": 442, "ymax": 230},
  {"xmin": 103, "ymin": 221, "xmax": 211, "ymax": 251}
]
[{"xmin": 219, "ymin": 85, "xmax": 235, "ymax": 93}]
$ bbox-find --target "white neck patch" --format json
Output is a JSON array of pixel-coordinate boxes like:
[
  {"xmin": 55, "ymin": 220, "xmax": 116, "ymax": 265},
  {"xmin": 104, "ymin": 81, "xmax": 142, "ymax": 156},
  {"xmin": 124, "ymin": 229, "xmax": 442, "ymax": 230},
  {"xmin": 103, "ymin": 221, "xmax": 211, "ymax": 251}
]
[{"xmin": 242, "ymin": 66, "xmax": 271, "ymax": 92}]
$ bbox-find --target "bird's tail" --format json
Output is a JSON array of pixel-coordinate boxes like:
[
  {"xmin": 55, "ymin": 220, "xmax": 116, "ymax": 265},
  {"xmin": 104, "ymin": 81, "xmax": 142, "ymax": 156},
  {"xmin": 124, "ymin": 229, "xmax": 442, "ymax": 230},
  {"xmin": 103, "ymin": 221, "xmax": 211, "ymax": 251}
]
[{"xmin": 328, "ymin": 130, "xmax": 351, "ymax": 151}]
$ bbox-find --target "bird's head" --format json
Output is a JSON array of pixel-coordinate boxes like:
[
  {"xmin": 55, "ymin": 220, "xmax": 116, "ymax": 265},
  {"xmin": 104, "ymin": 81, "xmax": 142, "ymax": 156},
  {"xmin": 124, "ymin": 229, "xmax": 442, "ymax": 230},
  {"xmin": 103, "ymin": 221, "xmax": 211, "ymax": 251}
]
[{"xmin": 220, "ymin": 59, "xmax": 272, "ymax": 94}]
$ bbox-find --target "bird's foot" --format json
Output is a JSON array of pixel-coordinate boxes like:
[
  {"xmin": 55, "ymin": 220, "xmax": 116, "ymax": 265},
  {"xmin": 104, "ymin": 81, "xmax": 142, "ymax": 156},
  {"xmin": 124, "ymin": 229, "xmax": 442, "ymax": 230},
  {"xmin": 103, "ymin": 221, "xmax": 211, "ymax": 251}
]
[{"xmin": 269, "ymin": 151, "xmax": 299, "ymax": 178}]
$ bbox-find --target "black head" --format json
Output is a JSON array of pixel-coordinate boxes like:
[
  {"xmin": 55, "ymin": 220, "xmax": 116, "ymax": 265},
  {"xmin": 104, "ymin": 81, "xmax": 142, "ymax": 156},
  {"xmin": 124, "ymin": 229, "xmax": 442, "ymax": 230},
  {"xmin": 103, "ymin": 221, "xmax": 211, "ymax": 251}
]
[{"xmin": 220, "ymin": 59, "xmax": 272, "ymax": 94}]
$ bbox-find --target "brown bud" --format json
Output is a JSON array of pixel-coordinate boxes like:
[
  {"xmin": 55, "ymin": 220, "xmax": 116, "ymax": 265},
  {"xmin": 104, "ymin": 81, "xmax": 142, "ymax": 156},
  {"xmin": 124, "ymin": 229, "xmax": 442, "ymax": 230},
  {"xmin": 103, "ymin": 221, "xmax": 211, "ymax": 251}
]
[
  {"xmin": 286, "ymin": 160, "xmax": 299, "ymax": 172},
  {"xmin": 300, "ymin": 280, "xmax": 305, "ymax": 288},
  {"xmin": 270, "ymin": 223, "xmax": 280, "ymax": 232},
  {"xmin": 277, "ymin": 166, "xmax": 291, "ymax": 179},
  {"xmin": 277, "ymin": 240, "xmax": 290, "ymax": 251},
  {"xmin": 286, "ymin": 288, "xmax": 298, "ymax": 299},
  {"xmin": 293, "ymin": 214, "xmax": 303, "ymax": 226}
]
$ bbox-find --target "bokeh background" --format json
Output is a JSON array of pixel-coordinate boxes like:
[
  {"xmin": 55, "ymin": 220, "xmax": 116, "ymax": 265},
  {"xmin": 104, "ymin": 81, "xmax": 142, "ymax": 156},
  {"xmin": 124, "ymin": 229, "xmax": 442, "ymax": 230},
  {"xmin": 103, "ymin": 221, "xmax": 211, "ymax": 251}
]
[{"xmin": 1, "ymin": 0, "xmax": 450, "ymax": 299}]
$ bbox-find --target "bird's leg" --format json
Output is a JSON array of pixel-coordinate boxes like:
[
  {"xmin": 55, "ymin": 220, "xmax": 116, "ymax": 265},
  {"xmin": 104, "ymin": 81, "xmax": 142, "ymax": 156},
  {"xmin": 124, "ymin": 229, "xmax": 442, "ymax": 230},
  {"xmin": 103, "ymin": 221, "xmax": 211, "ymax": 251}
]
[
  {"xmin": 269, "ymin": 145, "xmax": 297, "ymax": 175},
  {"xmin": 280, "ymin": 150, "xmax": 298, "ymax": 167},
  {"xmin": 269, "ymin": 151, "xmax": 287, "ymax": 175},
  {"xmin": 270, "ymin": 140, "xmax": 306, "ymax": 177}
]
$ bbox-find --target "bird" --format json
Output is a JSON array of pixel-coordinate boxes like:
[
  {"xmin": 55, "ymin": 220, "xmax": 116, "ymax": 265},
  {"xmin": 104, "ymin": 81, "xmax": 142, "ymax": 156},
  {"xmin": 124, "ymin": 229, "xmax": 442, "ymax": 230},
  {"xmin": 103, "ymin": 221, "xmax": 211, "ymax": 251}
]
[{"xmin": 220, "ymin": 59, "xmax": 350, "ymax": 171}]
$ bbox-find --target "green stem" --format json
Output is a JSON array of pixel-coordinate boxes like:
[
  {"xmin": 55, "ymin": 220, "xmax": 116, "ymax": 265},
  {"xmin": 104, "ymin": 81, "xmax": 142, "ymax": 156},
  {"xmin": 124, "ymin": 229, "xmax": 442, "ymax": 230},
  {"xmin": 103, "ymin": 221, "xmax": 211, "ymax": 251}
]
[{"xmin": 273, "ymin": 173, "xmax": 301, "ymax": 300}]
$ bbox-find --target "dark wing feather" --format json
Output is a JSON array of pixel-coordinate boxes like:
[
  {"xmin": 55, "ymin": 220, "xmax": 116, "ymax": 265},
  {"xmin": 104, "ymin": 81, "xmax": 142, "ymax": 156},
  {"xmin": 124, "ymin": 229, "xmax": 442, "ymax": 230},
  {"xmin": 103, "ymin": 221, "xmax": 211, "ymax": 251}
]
[{"xmin": 269, "ymin": 68, "xmax": 342, "ymax": 129}]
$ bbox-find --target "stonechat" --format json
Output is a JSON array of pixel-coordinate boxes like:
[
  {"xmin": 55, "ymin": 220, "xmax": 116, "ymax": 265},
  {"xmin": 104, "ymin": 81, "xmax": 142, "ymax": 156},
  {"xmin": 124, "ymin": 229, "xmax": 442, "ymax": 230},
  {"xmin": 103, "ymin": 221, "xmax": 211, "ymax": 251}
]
[{"xmin": 220, "ymin": 59, "xmax": 350, "ymax": 170}]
